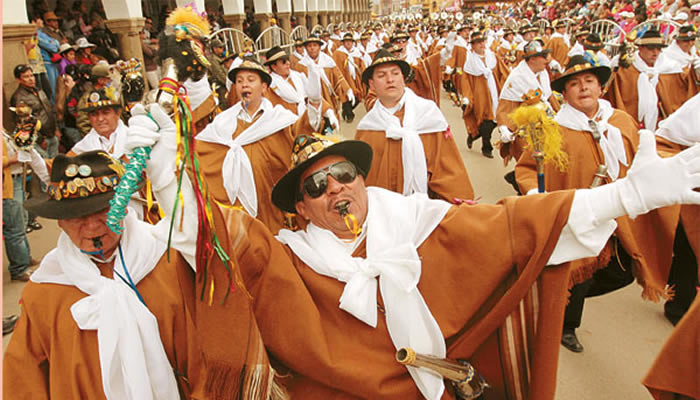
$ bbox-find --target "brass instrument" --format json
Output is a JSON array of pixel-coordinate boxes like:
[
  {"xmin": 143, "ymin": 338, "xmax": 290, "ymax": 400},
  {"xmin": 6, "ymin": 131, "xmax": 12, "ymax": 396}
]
[{"xmin": 396, "ymin": 347, "xmax": 489, "ymax": 399}]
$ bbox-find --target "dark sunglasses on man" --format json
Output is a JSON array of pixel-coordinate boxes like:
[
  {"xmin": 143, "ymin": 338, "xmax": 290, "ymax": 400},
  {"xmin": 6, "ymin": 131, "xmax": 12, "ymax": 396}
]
[{"xmin": 298, "ymin": 161, "xmax": 359, "ymax": 199}]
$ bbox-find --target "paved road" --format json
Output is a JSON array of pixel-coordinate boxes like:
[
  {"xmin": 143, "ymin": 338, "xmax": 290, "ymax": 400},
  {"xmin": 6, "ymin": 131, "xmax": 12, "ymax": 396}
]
[{"xmin": 3, "ymin": 92, "xmax": 673, "ymax": 399}]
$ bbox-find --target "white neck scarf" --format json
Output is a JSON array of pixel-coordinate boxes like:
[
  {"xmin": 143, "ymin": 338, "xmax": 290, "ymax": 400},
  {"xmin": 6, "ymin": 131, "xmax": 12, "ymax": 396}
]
[
  {"xmin": 656, "ymin": 91, "xmax": 700, "ymax": 146},
  {"xmin": 277, "ymin": 187, "xmax": 451, "ymax": 400},
  {"xmin": 270, "ymin": 70, "xmax": 307, "ymax": 116},
  {"xmin": 30, "ymin": 212, "xmax": 178, "ymax": 400},
  {"xmin": 656, "ymin": 41, "xmax": 692, "ymax": 74},
  {"xmin": 499, "ymin": 60, "xmax": 553, "ymax": 103},
  {"xmin": 555, "ymin": 99, "xmax": 628, "ymax": 180},
  {"xmin": 463, "ymin": 50, "xmax": 499, "ymax": 113},
  {"xmin": 632, "ymin": 51, "xmax": 660, "ymax": 130},
  {"xmin": 568, "ymin": 41, "xmax": 584, "ymax": 57},
  {"xmin": 357, "ymin": 89, "xmax": 448, "ymax": 195},
  {"xmin": 72, "ymin": 120, "xmax": 129, "ymax": 158},
  {"xmin": 196, "ymin": 98, "xmax": 298, "ymax": 215},
  {"xmin": 337, "ymin": 46, "xmax": 359, "ymax": 79},
  {"xmin": 300, "ymin": 53, "xmax": 336, "ymax": 95},
  {"xmin": 183, "ymin": 73, "xmax": 213, "ymax": 110}
]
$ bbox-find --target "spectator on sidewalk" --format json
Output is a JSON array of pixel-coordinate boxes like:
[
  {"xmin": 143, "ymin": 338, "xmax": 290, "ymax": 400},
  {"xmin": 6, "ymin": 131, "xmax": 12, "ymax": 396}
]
[
  {"xmin": 2, "ymin": 138, "xmax": 33, "ymax": 282},
  {"xmin": 57, "ymin": 43, "xmax": 77, "ymax": 75},
  {"xmin": 10, "ymin": 65, "xmax": 59, "ymax": 158},
  {"xmin": 75, "ymin": 37, "xmax": 96, "ymax": 65},
  {"xmin": 36, "ymin": 12, "xmax": 64, "ymax": 101}
]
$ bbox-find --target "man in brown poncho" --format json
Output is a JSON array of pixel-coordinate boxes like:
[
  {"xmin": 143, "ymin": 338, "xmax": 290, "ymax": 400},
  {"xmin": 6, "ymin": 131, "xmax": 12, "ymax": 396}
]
[{"xmin": 516, "ymin": 55, "xmax": 681, "ymax": 352}]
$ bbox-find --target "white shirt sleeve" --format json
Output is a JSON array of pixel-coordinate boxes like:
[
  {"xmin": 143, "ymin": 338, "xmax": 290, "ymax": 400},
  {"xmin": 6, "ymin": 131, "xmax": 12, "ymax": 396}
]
[{"xmin": 547, "ymin": 189, "xmax": 618, "ymax": 265}]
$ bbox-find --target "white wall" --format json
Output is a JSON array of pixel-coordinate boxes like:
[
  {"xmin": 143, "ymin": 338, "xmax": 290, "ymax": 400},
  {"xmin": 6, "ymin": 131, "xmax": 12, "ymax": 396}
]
[
  {"xmin": 254, "ymin": 0, "xmax": 273, "ymax": 14},
  {"xmin": 102, "ymin": 0, "xmax": 144, "ymax": 19},
  {"xmin": 3, "ymin": 0, "xmax": 29, "ymax": 24},
  {"xmin": 175, "ymin": 0, "xmax": 206, "ymax": 14},
  {"xmin": 222, "ymin": 0, "xmax": 246, "ymax": 15}
]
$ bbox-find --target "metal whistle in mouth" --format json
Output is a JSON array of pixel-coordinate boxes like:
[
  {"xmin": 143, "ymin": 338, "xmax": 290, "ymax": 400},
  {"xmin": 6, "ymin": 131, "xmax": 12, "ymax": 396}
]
[{"xmin": 335, "ymin": 200, "xmax": 351, "ymax": 217}]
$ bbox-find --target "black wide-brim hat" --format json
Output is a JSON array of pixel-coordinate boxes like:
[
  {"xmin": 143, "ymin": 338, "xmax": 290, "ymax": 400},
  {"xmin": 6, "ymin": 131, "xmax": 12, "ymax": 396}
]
[
  {"xmin": 551, "ymin": 54, "xmax": 611, "ymax": 93},
  {"xmin": 228, "ymin": 56, "xmax": 272, "ymax": 85},
  {"xmin": 264, "ymin": 46, "xmax": 289, "ymax": 65},
  {"xmin": 80, "ymin": 88, "xmax": 122, "ymax": 112},
  {"xmin": 361, "ymin": 49, "xmax": 411, "ymax": 85},
  {"xmin": 25, "ymin": 150, "xmax": 139, "ymax": 220},
  {"xmin": 272, "ymin": 135, "xmax": 373, "ymax": 213}
]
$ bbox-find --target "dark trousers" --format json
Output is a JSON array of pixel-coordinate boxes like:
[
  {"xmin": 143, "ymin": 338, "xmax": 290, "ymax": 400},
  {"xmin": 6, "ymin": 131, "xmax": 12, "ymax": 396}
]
[
  {"xmin": 664, "ymin": 223, "xmax": 698, "ymax": 321},
  {"xmin": 564, "ymin": 241, "xmax": 634, "ymax": 331},
  {"xmin": 474, "ymin": 120, "xmax": 495, "ymax": 152}
]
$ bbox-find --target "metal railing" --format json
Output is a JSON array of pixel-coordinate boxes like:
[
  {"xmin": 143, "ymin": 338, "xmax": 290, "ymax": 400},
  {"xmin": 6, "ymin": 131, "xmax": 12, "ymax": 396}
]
[
  {"xmin": 208, "ymin": 28, "xmax": 256, "ymax": 59},
  {"xmin": 255, "ymin": 25, "xmax": 293, "ymax": 61},
  {"xmin": 590, "ymin": 19, "xmax": 624, "ymax": 58}
]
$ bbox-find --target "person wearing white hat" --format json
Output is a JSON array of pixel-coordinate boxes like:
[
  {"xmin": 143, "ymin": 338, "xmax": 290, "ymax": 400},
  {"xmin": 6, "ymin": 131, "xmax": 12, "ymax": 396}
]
[
  {"xmin": 58, "ymin": 43, "xmax": 77, "ymax": 75},
  {"xmin": 75, "ymin": 37, "xmax": 96, "ymax": 65}
]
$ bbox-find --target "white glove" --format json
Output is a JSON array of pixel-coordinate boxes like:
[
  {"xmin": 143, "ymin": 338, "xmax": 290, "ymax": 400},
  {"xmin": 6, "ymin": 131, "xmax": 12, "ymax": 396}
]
[
  {"xmin": 498, "ymin": 125, "xmax": 515, "ymax": 143},
  {"xmin": 549, "ymin": 59, "xmax": 562, "ymax": 73},
  {"xmin": 590, "ymin": 130, "xmax": 700, "ymax": 223},
  {"xmin": 444, "ymin": 65, "xmax": 454, "ymax": 74},
  {"xmin": 693, "ymin": 56, "xmax": 700, "ymax": 75},
  {"xmin": 324, "ymin": 108, "xmax": 340, "ymax": 130},
  {"xmin": 461, "ymin": 97, "xmax": 470, "ymax": 107},
  {"xmin": 347, "ymin": 89, "xmax": 355, "ymax": 104},
  {"xmin": 126, "ymin": 103, "xmax": 177, "ymax": 190}
]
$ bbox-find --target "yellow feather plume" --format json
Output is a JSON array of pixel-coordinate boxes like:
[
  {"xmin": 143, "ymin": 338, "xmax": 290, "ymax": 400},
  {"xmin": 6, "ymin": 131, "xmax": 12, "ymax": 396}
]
[
  {"xmin": 510, "ymin": 103, "xmax": 568, "ymax": 172},
  {"xmin": 166, "ymin": 6, "xmax": 211, "ymax": 38}
]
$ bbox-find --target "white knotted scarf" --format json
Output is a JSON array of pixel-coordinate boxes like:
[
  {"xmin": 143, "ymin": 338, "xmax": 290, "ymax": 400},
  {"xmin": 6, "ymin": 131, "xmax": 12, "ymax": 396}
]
[
  {"xmin": 300, "ymin": 52, "xmax": 337, "ymax": 95},
  {"xmin": 555, "ymin": 100, "xmax": 628, "ymax": 180},
  {"xmin": 656, "ymin": 91, "xmax": 700, "ymax": 146},
  {"xmin": 656, "ymin": 41, "xmax": 693, "ymax": 74},
  {"xmin": 270, "ymin": 70, "xmax": 307, "ymax": 116},
  {"xmin": 30, "ymin": 212, "xmax": 178, "ymax": 400},
  {"xmin": 357, "ymin": 88, "xmax": 448, "ymax": 195},
  {"xmin": 196, "ymin": 98, "xmax": 297, "ymax": 215},
  {"xmin": 499, "ymin": 60, "xmax": 553, "ymax": 103},
  {"xmin": 463, "ymin": 49, "xmax": 499, "ymax": 113},
  {"xmin": 632, "ymin": 51, "xmax": 660, "ymax": 129},
  {"xmin": 276, "ymin": 187, "xmax": 451, "ymax": 400},
  {"xmin": 337, "ymin": 46, "xmax": 359, "ymax": 79},
  {"xmin": 183, "ymin": 73, "xmax": 214, "ymax": 110}
]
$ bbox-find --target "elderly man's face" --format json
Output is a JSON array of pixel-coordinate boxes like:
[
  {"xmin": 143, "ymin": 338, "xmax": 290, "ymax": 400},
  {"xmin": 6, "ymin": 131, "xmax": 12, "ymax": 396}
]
[
  {"xmin": 88, "ymin": 107, "xmax": 121, "ymax": 137},
  {"xmin": 563, "ymin": 72, "xmax": 602, "ymax": 118},
  {"xmin": 639, "ymin": 45, "xmax": 662, "ymax": 66},
  {"xmin": 46, "ymin": 18, "xmax": 59, "ymax": 29},
  {"xmin": 369, "ymin": 63, "xmax": 405, "ymax": 107},
  {"xmin": 58, "ymin": 209, "xmax": 121, "ymax": 258},
  {"xmin": 295, "ymin": 155, "xmax": 369, "ymax": 239}
]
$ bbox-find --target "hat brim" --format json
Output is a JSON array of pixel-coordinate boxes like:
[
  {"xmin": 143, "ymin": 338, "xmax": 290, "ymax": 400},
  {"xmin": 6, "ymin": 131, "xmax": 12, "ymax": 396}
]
[
  {"xmin": 228, "ymin": 66, "xmax": 272, "ymax": 86},
  {"xmin": 271, "ymin": 140, "xmax": 373, "ymax": 213},
  {"xmin": 304, "ymin": 37, "xmax": 324, "ymax": 45},
  {"xmin": 264, "ymin": 51, "xmax": 289, "ymax": 65},
  {"xmin": 524, "ymin": 48, "xmax": 551, "ymax": 59},
  {"xmin": 25, "ymin": 191, "xmax": 113, "ymax": 220},
  {"xmin": 80, "ymin": 103, "xmax": 122, "ymax": 113},
  {"xmin": 361, "ymin": 58, "xmax": 411, "ymax": 85},
  {"xmin": 551, "ymin": 64, "xmax": 611, "ymax": 93}
]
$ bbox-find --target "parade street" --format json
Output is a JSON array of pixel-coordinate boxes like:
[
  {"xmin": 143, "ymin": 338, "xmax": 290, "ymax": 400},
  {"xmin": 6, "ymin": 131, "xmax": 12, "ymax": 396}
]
[{"xmin": 3, "ymin": 91, "xmax": 675, "ymax": 399}]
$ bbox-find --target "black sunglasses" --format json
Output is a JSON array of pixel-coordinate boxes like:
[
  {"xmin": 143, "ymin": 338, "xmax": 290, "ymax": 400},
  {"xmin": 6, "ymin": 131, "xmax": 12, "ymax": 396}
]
[{"xmin": 299, "ymin": 161, "xmax": 359, "ymax": 199}]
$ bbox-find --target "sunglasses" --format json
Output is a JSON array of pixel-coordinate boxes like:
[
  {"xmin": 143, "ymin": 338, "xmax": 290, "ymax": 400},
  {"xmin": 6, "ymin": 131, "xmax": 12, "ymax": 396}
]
[{"xmin": 299, "ymin": 161, "xmax": 359, "ymax": 199}]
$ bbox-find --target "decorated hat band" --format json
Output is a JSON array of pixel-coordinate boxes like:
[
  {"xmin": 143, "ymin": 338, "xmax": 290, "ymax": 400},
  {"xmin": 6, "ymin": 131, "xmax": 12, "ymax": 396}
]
[
  {"xmin": 47, "ymin": 173, "xmax": 120, "ymax": 201},
  {"xmin": 638, "ymin": 36, "xmax": 665, "ymax": 46}
]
